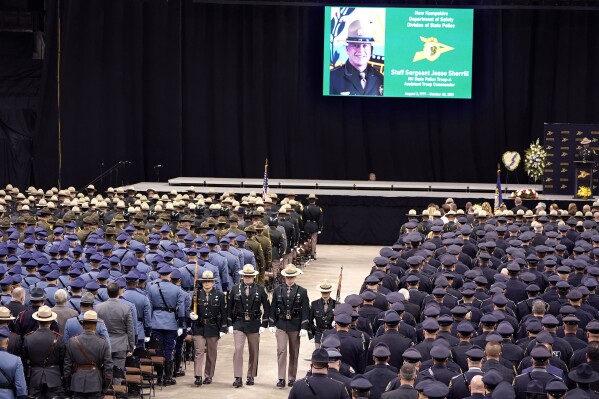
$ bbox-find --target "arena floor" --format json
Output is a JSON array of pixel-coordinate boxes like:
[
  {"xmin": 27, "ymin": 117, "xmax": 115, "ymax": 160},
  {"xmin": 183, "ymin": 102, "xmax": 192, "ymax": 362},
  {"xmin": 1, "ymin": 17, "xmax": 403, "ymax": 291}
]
[{"xmin": 158, "ymin": 244, "xmax": 379, "ymax": 399}]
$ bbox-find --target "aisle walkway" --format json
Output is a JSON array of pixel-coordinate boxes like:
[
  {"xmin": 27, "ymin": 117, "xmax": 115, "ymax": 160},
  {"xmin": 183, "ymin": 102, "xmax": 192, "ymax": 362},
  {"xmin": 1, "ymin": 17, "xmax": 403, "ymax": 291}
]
[{"xmin": 159, "ymin": 244, "xmax": 378, "ymax": 398}]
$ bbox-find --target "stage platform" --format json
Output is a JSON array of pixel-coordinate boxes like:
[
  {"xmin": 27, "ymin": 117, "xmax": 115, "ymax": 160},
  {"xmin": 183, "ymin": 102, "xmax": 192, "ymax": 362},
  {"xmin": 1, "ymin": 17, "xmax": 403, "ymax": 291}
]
[{"xmin": 121, "ymin": 178, "xmax": 591, "ymax": 245}]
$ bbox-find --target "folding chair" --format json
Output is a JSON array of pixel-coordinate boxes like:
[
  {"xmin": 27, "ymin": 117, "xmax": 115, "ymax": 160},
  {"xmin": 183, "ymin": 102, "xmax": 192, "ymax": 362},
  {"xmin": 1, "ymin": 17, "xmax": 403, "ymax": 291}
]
[
  {"xmin": 124, "ymin": 356, "xmax": 148, "ymax": 398},
  {"xmin": 146, "ymin": 339, "xmax": 166, "ymax": 388},
  {"xmin": 105, "ymin": 366, "xmax": 128, "ymax": 399},
  {"xmin": 132, "ymin": 348, "xmax": 157, "ymax": 397}
]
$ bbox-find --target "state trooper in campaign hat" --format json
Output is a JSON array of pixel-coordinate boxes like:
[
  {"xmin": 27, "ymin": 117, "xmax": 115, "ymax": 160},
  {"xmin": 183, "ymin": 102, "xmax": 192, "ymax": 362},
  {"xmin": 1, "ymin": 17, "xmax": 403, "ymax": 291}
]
[
  {"xmin": 229, "ymin": 264, "xmax": 270, "ymax": 388},
  {"xmin": 309, "ymin": 279, "xmax": 337, "ymax": 347},
  {"xmin": 269, "ymin": 264, "xmax": 310, "ymax": 388}
]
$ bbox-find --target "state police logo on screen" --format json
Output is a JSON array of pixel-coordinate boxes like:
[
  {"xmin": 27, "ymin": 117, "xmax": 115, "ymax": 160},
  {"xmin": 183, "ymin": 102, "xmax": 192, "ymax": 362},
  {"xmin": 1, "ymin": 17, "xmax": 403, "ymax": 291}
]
[{"xmin": 413, "ymin": 37, "xmax": 454, "ymax": 62}]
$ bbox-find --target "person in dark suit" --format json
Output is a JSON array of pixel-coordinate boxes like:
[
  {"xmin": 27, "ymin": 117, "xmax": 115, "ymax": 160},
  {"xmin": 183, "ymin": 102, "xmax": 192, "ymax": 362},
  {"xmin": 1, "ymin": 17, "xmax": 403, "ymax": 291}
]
[
  {"xmin": 63, "ymin": 310, "xmax": 113, "ymax": 399},
  {"xmin": 189, "ymin": 270, "xmax": 228, "ymax": 386},
  {"xmin": 288, "ymin": 348, "xmax": 349, "ymax": 399},
  {"xmin": 482, "ymin": 341, "xmax": 516, "ymax": 384},
  {"xmin": 228, "ymin": 264, "xmax": 270, "ymax": 388},
  {"xmin": 270, "ymin": 264, "xmax": 310, "ymax": 388},
  {"xmin": 13, "ymin": 288, "xmax": 59, "ymax": 338},
  {"xmin": 0, "ymin": 326, "xmax": 27, "ymax": 399},
  {"xmin": 330, "ymin": 20, "xmax": 384, "ymax": 96},
  {"xmin": 23, "ymin": 305, "xmax": 65, "ymax": 398}
]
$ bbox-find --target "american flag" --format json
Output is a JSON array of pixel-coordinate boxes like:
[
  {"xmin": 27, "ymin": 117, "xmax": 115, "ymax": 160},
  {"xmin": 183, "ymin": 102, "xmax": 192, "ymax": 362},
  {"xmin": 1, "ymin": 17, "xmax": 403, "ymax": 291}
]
[{"xmin": 262, "ymin": 158, "xmax": 269, "ymax": 199}]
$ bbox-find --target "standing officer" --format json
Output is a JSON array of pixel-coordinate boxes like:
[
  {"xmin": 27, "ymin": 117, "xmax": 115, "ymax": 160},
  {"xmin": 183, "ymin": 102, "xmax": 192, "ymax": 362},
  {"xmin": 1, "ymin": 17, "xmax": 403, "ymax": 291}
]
[
  {"xmin": 309, "ymin": 279, "xmax": 336, "ymax": 347},
  {"xmin": 228, "ymin": 264, "xmax": 270, "ymax": 388},
  {"xmin": 288, "ymin": 348, "xmax": 350, "ymax": 399},
  {"xmin": 122, "ymin": 271, "xmax": 152, "ymax": 348},
  {"xmin": 269, "ymin": 264, "xmax": 310, "ymax": 388},
  {"xmin": 148, "ymin": 264, "xmax": 187, "ymax": 385},
  {"xmin": 14, "ymin": 287, "xmax": 59, "ymax": 337},
  {"xmin": 302, "ymin": 194, "xmax": 323, "ymax": 259},
  {"xmin": 63, "ymin": 310, "xmax": 113, "ymax": 398},
  {"xmin": 243, "ymin": 226, "xmax": 266, "ymax": 285},
  {"xmin": 0, "ymin": 326, "xmax": 27, "ymax": 399},
  {"xmin": 23, "ymin": 305, "xmax": 65, "ymax": 398},
  {"xmin": 189, "ymin": 270, "xmax": 228, "ymax": 386}
]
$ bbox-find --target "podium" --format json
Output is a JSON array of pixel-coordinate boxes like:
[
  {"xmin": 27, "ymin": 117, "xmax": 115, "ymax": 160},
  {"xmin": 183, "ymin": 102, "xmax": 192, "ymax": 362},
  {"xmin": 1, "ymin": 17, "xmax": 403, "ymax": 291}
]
[{"xmin": 574, "ymin": 160, "xmax": 595, "ymax": 198}]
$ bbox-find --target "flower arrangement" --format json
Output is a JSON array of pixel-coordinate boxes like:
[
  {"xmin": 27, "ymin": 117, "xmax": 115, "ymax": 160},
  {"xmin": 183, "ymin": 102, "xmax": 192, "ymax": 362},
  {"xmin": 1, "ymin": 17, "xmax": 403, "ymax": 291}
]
[
  {"xmin": 510, "ymin": 189, "xmax": 539, "ymax": 200},
  {"xmin": 524, "ymin": 139, "xmax": 547, "ymax": 182},
  {"xmin": 577, "ymin": 186, "xmax": 591, "ymax": 199}
]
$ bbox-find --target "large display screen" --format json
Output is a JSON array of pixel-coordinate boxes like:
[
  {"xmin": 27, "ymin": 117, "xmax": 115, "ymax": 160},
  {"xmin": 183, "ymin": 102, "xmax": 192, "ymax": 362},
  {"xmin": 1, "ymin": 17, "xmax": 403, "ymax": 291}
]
[{"xmin": 323, "ymin": 7, "xmax": 474, "ymax": 99}]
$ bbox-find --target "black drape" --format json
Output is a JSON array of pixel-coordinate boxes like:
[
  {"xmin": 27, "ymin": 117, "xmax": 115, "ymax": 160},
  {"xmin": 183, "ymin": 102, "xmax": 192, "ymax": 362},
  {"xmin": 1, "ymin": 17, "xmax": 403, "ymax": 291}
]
[{"xmin": 20, "ymin": 1, "xmax": 599, "ymax": 189}]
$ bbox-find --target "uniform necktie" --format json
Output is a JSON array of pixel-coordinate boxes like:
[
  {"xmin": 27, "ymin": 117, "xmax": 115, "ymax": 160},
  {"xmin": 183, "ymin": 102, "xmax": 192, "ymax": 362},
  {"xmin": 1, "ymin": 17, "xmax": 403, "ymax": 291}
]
[
  {"xmin": 287, "ymin": 285, "xmax": 292, "ymax": 297},
  {"xmin": 245, "ymin": 285, "xmax": 250, "ymax": 296},
  {"xmin": 360, "ymin": 72, "xmax": 366, "ymax": 89},
  {"xmin": 323, "ymin": 300, "xmax": 329, "ymax": 313}
]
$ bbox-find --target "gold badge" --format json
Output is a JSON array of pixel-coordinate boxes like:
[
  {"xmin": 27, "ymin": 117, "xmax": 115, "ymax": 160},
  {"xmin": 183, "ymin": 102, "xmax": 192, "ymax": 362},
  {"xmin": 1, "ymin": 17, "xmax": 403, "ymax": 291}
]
[{"xmin": 413, "ymin": 37, "xmax": 454, "ymax": 62}]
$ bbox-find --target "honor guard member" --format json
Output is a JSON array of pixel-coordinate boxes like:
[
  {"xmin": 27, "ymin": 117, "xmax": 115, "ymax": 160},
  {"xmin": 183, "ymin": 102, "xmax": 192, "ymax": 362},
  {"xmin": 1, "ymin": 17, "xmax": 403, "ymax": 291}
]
[
  {"xmin": 329, "ymin": 20, "xmax": 384, "ymax": 96},
  {"xmin": 309, "ymin": 279, "xmax": 336, "ymax": 347},
  {"xmin": 23, "ymin": 305, "xmax": 65, "ymax": 398},
  {"xmin": 148, "ymin": 264, "xmax": 187, "ymax": 385},
  {"xmin": 63, "ymin": 310, "xmax": 113, "ymax": 399},
  {"xmin": 288, "ymin": 348, "xmax": 350, "ymax": 399},
  {"xmin": 122, "ymin": 271, "xmax": 152, "ymax": 348},
  {"xmin": 14, "ymin": 287, "xmax": 59, "ymax": 337},
  {"xmin": 302, "ymin": 194, "xmax": 323, "ymax": 259},
  {"xmin": 269, "ymin": 264, "xmax": 310, "ymax": 388},
  {"xmin": 0, "ymin": 326, "xmax": 27, "ymax": 399},
  {"xmin": 448, "ymin": 347, "xmax": 485, "ymax": 399},
  {"xmin": 228, "ymin": 264, "xmax": 270, "ymax": 388},
  {"xmin": 0, "ymin": 307, "xmax": 22, "ymax": 357},
  {"xmin": 513, "ymin": 345, "xmax": 562, "ymax": 399},
  {"xmin": 188, "ymin": 270, "xmax": 228, "ymax": 386}
]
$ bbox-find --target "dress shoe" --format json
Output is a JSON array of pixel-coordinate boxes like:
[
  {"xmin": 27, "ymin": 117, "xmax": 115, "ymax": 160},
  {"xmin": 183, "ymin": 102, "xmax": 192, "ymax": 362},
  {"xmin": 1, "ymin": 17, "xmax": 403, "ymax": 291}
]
[
  {"xmin": 194, "ymin": 377, "xmax": 202, "ymax": 386},
  {"xmin": 288, "ymin": 380, "xmax": 295, "ymax": 387},
  {"xmin": 246, "ymin": 377, "xmax": 254, "ymax": 385},
  {"xmin": 233, "ymin": 377, "xmax": 243, "ymax": 388},
  {"xmin": 203, "ymin": 377, "xmax": 212, "ymax": 384},
  {"xmin": 276, "ymin": 379, "xmax": 285, "ymax": 388}
]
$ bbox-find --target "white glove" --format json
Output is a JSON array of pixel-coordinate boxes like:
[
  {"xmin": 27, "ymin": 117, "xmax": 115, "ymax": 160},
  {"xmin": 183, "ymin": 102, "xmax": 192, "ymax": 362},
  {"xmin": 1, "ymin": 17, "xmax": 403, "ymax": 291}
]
[
  {"xmin": 220, "ymin": 332, "xmax": 225, "ymax": 338},
  {"xmin": 177, "ymin": 328, "xmax": 183, "ymax": 337},
  {"xmin": 228, "ymin": 326, "xmax": 234, "ymax": 334},
  {"xmin": 309, "ymin": 338, "xmax": 315, "ymax": 343},
  {"xmin": 299, "ymin": 329, "xmax": 307, "ymax": 338},
  {"xmin": 331, "ymin": 321, "xmax": 336, "ymax": 327},
  {"xmin": 317, "ymin": 231, "xmax": 321, "ymax": 235},
  {"xmin": 259, "ymin": 327, "xmax": 265, "ymax": 334},
  {"xmin": 144, "ymin": 337, "xmax": 150, "ymax": 343},
  {"xmin": 269, "ymin": 327, "xmax": 277, "ymax": 334},
  {"xmin": 189, "ymin": 312, "xmax": 199, "ymax": 321}
]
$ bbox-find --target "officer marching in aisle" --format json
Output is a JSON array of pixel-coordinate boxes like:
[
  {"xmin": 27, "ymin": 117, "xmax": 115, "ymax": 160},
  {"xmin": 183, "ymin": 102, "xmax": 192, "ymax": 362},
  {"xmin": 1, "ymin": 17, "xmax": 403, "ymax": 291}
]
[
  {"xmin": 309, "ymin": 279, "xmax": 336, "ymax": 348},
  {"xmin": 269, "ymin": 264, "xmax": 310, "ymax": 388},
  {"xmin": 302, "ymin": 194, "xmax": 323, "ymax": 259},
  {"xmin": 287, "ymin": 348, "xmax": 350, "ymax": 399},
  {"xmin": 189, "ymin": 270, "xmax": 228, "ymax": 386},
  {"xmin": 228, "ymin": 264, "xmax": 270, "ymax": 388}
]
